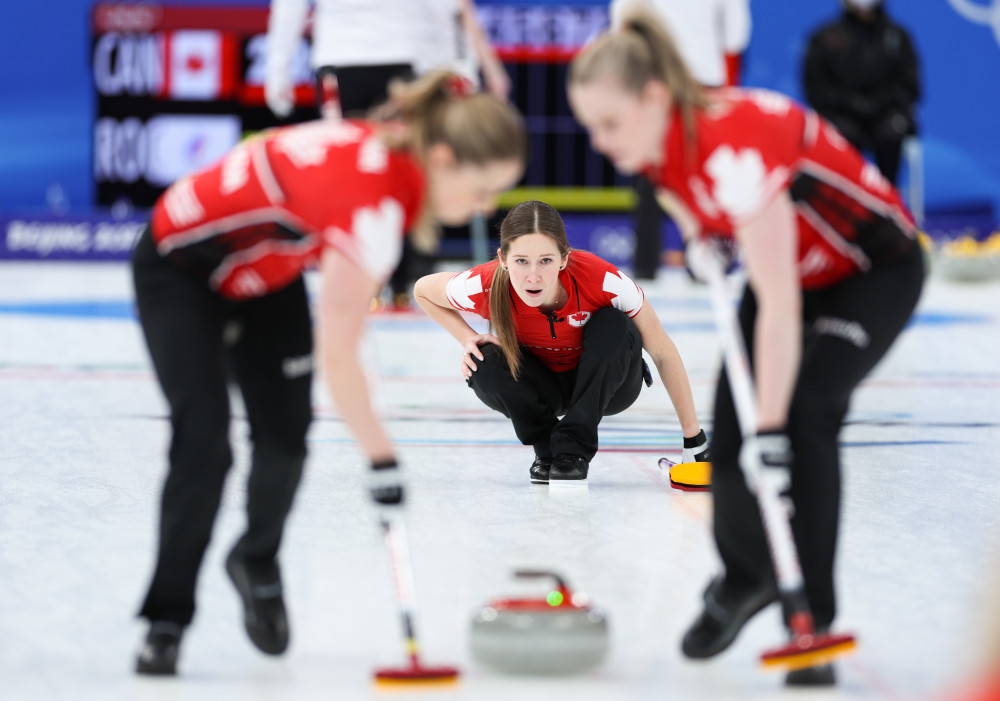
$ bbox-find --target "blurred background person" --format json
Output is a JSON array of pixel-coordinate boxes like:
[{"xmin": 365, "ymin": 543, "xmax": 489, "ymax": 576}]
[
  {"xmin": 803, "ymin": 0, "xmax": 920, "ymax": 186},
  {"xmin": 417, "ymin": 0, "xmax": 511, "ymax": 101},
  {"xmin": 265, "ymin": 0, "xmax": 509, "ymax": 310},
  {"xmin": 609, "ymin": 0, "xmax": 752, "ymax": 279}
]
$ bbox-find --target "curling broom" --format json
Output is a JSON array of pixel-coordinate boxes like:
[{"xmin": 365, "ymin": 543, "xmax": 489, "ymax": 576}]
[
  {"xmin": 373, "ymin": 514, "xmax": 460, "ymax": 686},
  {"xmin": 691, "ymin": 238, "xmax": 857, "ymax": 672}
]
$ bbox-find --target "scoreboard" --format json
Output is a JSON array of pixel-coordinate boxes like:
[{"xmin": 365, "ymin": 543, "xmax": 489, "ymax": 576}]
[
  {"xmin": 91, "ymin": 2, "xmax": 626, "ymax": 211},
  {"xmin": 93, "ymin": 3, "xmax": 315, "ymax": 208}
]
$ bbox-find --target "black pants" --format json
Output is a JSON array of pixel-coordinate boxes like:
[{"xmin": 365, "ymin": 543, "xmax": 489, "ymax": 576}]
[
  {"xmin": 633, "ymin": 175, "xmax": 664, "ymax": 280},
  {"xmin": 315, "ymin": 63, "xmax": 413, "ymax": 117},
  {"xmin": 468, "ymin": 307, "xmax": 646, "ymax": 461},
  {"xmin": 710, "ymin": 243, "xmax": 924, "ymax": 628},
  {"xmin": 315, "ymin": 62, "xmax": 426, "ymax": 299},
  {"xmin": 132, "ymin": 229, "xmax": 313, "ymax": 625}
]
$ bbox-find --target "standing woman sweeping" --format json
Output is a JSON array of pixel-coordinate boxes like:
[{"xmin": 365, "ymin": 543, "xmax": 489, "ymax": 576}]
[
  {"xmin": 567, "ymin": 3, "xmax": 923, "ymax": 685},
  {"xmin": 414, "ymin": 200, "xmax": 708, "ymax": 486},
  {"xmin": 132, "ymin": 70, "xmax": 526, "ymax": 675}
]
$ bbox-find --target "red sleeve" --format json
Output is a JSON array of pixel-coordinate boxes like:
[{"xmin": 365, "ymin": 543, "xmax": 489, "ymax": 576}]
[{"xmin": 570, "ymin": 251, "xmax": 644, "ymax": 317}]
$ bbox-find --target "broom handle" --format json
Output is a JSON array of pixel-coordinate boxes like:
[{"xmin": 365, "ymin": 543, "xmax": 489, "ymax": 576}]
[
  {"xmin": 382, "ymin": 515, "xmax": 422, "ymax": 666},
  {"xmin": 698, "ymin": 241, "xmax": 810, "ymax": 620}
]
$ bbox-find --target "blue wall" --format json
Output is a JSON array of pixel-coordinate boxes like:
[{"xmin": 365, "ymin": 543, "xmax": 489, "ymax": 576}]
[{"xmin": 3, "ymin": 0, "xmax": 999, "ymax": 219}]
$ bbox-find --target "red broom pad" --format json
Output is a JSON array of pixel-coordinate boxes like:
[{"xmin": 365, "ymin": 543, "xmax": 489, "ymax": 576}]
[{"xmin": 760, "ymin": 614, "xmax": 857, "ymax": 671}]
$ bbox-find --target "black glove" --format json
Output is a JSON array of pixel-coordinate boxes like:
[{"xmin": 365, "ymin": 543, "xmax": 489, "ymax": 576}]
[
  {"xmin": 369, "ymin": 458, "xmax": 405, "ymax": 521},
  {"xmin": 681, "ymin": 428, "xmax": 710, "ymax": 463}
]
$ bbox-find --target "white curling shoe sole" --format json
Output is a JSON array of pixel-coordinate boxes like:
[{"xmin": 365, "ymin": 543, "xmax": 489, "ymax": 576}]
[{"xmin": 548, "ymin": 478, "xmax": 588, "ymax": 487}]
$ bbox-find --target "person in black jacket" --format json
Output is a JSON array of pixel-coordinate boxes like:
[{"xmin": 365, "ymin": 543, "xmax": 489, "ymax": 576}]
[{"xmin": 803, "ymin": 0, "xmax": 920, "ymax": 185}]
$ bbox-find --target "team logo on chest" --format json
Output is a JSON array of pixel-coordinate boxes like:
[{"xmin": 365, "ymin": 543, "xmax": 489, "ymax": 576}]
[{"xmin": 567, "ymin": 311, "xmax": 592, "ymax": 328}]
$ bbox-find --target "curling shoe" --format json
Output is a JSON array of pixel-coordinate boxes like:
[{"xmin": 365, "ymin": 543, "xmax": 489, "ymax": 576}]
[
  {"xmin": 786, "ymin": 663, "xmax": 836, "ymax": 686},
  {"xmin": 681, "ymin": 575, "xmax": 777, "ymax": 659},
  {"xmin": 529, "ymin": 456, "xmax": 553, "ymax": 484},
  {"xmin": 135, "ymin": 621, "xmax": 183, "ymax": 676},
  {"xmin": 549, "ymin": 453, "xmax": 589, "ymax": 485},
  {"xmin": 225, "ymin": 550, "xmax": 290, "ymax": 655}
]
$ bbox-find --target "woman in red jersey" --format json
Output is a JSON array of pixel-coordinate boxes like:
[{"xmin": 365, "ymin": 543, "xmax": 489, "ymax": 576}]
[
  {"xmin": 131, "ymin": 71, "xmax": 526, "ymax": 676},
  {"xmin": 568, "ymin": 4, "xmax": 923, "ymax": 686},
  {"xmin": 414, "ymin": 199, "xmax": 708, "ymax": 486}
]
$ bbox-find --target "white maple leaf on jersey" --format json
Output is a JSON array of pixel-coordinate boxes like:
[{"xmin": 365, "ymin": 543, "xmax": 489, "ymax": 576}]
[
  {"xmin": 705, "ymin": 145, "xmax": 767, "ymax": 219},
  {"xmin": 353, "ymin": 198, "xmax": 404, "ymax": 281},
  {"xmin": 274, "ymin": 121, "xmax": 365, "ymax": 169},
  {"xmin": 445, "ymin": 270, "xmax": 483, "ymax": 310},
  {"xmin": 602, "ymin": 270, "xmax": 642, "ymax": 314}
]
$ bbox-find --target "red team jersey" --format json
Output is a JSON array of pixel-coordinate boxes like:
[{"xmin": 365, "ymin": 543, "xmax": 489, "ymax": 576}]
[
  {"xmin": 643, "ymin": 88, "xmax": 918, "ymax": 290},
  {"xmin": 150, "ymin": 119, "xmax": 425, "ymax": 299},
  {"xmin": 445, "ymin": 250, "xmax": 644, "ymax": 372}
]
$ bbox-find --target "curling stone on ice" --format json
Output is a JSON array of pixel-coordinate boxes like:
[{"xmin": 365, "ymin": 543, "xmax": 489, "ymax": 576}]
[
  {"xmin": 658, "ymin": 456, "xmax": 712, "ymax": 492},
  {"xmin": 470, "ymin": 570, "xmax": 608, "ymax": 674}
]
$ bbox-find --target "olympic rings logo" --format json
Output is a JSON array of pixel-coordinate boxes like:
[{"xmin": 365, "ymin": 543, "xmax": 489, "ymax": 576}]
[{"xmin": 946, "ymin": 0, "xmax": 1000, "ymax": 46}]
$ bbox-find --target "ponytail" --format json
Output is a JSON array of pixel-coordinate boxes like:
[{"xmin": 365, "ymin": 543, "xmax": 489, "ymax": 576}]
[
  {"xmin": 569, "ymin": 2, "xmax": 706, "ymax": 145},
  {"xmin": 488, "ymin": 263, "xmax": 522, "ymax": 380},
  {"xmin": 374, "ymin": 69, "xmax": 527, "ymax": 167},
  {"xmin": 372, "ymin": 70, "xmax": 527, "ymax": 252}
]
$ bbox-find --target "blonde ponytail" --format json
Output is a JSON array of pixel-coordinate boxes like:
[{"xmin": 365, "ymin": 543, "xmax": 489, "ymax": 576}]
[
  {"xmin": 488, "ymin": 263, "xmax": 521, "ymax": 379},
  {"xmin": 375, "ymin": 69, "xmax": 527, "ymax": 166},
  {"xmin": 569, "ymin": 2, "xmax": 706, "ymax": 144},
  {"xmin": 372, "ymin": 70, "xmax": 527, "ymax": 252}
]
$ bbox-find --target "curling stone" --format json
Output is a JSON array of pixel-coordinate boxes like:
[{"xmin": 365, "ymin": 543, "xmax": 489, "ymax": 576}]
[
  {"xmin": 658, "ymin": 456, "xmax": 712, "ymax": 492},
  {"xmin": 470, "ymin": 570, "xmax": 608, "ymax": 675}
]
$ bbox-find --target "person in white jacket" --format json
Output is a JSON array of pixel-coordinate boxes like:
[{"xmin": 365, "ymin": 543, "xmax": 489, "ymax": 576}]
[
  {"xmin": 416, "ymin": 0, "xmax": 510, "ymax": 100},
  {"xmin": 609, "ymin": 0, "xmax": 751, "ymax": 89},
  {"xmin": 265, "ymin": 0, "xmax": 510, "ymax": 309},
  {"xmin": 265, "ymin": 0, "xmax": 421, "ymax": 120},
  {"xmin": 608, "ymin": 0, "xmax": 752, "ymax": 280},
  {"xmin": 266, "ymin": 0, "xmax": 508, "ymax": 119}
]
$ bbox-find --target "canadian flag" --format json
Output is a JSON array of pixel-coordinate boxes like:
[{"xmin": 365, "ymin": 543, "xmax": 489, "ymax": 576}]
[{"xmin": 162, "ymin": 30, "xmax": 237, "ymax": 101}]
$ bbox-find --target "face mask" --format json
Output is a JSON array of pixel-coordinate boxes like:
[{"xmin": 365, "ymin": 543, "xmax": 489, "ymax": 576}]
[{"xmin": 849, "ymin": 0, "xmax": 882, "ymax": 10}]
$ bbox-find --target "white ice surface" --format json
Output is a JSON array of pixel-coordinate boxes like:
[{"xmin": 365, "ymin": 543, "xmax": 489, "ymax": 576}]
[{"xmin": 1, "ymin": 261, "xmax": 998, "ymax": 701}]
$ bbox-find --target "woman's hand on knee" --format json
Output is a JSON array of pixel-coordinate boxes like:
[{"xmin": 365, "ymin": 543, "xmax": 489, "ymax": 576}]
[{"xmin": 461, "ymin": 333, "xmax": 500, "ymax": 378}]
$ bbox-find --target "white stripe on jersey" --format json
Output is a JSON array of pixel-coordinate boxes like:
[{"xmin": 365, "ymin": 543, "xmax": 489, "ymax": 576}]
[
  {"xmin": 252, "ymin": 139, "xmax": 285, "ymax": 205},
  {"xmin": 798, "ymin": 159, "xmax": 916, "ymax": 236},
  {"xmin": 208, "ymin": 236, "xmax": 318, "ymax": 295},
  {"xmin": 156, "ymin": 207, "xmax": 308, "ymax": 255},
  {"xmin": 803, "ymin": 111, "xmax": 820, "ymax": 150},
  {"xmin": 797, "ymin": 201, "xmax": 871, "ymax": 272}
]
